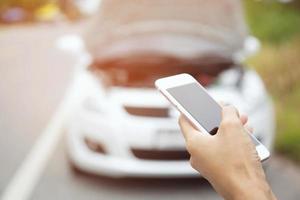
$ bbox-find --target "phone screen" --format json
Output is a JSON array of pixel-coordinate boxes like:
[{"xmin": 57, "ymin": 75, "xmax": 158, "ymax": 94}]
[
  {"xmin": 167, "ymin": 83, "xmax": 221, "ymax": 135},
  {"xmin": 167, "ymin": 82, "xmax": 261, "ymax": 146}
]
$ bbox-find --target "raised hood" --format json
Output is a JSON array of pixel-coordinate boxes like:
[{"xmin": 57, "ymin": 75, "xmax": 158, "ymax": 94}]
[{"xmin": 84, "ymin": 0, "xmax": 248, "ymax": 61}]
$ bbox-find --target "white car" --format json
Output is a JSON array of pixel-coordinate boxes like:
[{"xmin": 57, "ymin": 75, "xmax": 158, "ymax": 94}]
[
  {"xmin": 64, "ymin": 0, "xmax": 275, "ymax": 178},
  {"xmin": 65, "ymin": 52, "xmax": 275, "ymax": 178}
]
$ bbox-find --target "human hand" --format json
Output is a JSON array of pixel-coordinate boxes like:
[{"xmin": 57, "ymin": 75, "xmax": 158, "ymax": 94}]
[{"xmin": 179, "ymin": 105, "xmax": 277, "ymax": 200}]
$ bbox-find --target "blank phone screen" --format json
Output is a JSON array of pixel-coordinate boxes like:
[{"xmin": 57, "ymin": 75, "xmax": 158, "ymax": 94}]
[{"xmin": 167, "ymin": 83, "xmax": 222, "ymax": 135}]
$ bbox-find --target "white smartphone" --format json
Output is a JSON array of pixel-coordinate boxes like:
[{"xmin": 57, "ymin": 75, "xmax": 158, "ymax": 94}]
[{"xmin": 155, "ymin": 73, "xmax": 270, "ymax": 161}]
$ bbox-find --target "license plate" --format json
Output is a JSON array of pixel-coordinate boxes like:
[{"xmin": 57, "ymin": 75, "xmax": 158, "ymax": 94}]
[{"xmin": 156, "ymin": 129, "xmax": 185, "ymax": 148}]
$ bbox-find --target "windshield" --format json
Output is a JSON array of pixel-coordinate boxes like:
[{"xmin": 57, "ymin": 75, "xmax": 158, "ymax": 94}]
[{"xmin": 90, "ymin": 55, "xmax": 235, "ymax": 88}]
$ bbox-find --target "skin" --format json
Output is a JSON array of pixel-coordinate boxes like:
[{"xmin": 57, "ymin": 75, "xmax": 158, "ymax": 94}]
[{"xmin": 178, "ymin": 105, "xmax": 277, "ymax": 200}]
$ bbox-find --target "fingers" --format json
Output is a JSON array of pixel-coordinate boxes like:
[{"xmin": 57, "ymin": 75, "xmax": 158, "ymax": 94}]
[
  {"xmin": 220, "ymin": 102, "xmax": 250, "ymax": 131},
  {"xmin": 179, "ymin": 115, "xmax": 210, "ymax": 153},
  {"xmin": 240, "ymin": 114, "xmax": 253, "ymax": 133},
  {"xmin": 178, "ymin": 115, "xmax": 198, "ymax": 141},
  {"xmin": 220, "ymin": 102, "xmax": 247, "ymax": 125},
  {"xmin": 219, "ymin": 105, "xmax": 244, "ymax": 136},
  {"xmin": 240, "ymin": 114, "xmax": 248, "ymax": 125}
]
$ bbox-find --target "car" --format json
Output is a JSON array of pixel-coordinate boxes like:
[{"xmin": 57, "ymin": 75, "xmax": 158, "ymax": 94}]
[
  {"xmin": 66, "ymin": 66, "xmax": 275, "ymax": 179},
  {"xmin": 64, "ymin": 41, "xmax": 275, "ymax": 178},
  {"xmin": 64, "ymin": 0, "xmax": 275, "ymax": 178}
]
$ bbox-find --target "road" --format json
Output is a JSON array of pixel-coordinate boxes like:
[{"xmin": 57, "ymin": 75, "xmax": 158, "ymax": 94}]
[{"xmin": 1, "ymin": 22, "xmax": 300, "ymax": 200}]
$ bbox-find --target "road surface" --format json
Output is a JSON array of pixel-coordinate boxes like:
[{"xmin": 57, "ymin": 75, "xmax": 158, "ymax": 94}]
[{"xmin": 1, "ymin": 22, "xmax": 300, "ymax": 200}]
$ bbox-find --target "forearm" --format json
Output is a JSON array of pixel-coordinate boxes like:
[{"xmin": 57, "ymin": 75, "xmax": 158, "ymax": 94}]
[
  {"xmin": 222, "ymin": 177, "xmax": 277, "ymax": 200},
  {"xmin": 230, "ymin": 186, "xmax": 276, "ymax": 200}
]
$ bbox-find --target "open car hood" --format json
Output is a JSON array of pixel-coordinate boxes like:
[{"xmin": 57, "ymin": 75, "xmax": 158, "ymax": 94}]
[{"xmin": 84, "ymin": 0, "xmax": 248, "ymax": 62}]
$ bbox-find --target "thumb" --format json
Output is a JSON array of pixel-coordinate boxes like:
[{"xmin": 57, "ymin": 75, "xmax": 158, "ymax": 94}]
[
  {"xmin": 178, "ymin": 115, "xmax": 209, "ymax": 144},
  {"xmin": 221, "ymin": 105, "xmax": 240, "ymax": 123}
]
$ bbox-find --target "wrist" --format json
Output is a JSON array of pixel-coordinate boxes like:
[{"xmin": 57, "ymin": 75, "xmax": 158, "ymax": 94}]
[{"xmin": 228, "ymin": 177, "xmax": 276, "ymax": 200}]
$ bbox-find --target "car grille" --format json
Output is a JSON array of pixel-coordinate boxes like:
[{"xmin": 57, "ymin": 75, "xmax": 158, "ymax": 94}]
[
  {"xmin": 124, "ymin": 106, "xmax": 170, "ymax": 118},
  {"xmin": 131, "ymin": 148, "xmax": 190, "ymax": 160}
]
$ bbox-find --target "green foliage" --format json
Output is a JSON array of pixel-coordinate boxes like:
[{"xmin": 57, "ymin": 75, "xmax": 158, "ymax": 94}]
[
  {"xmin": 247, "ymin": 39, "xmax": 300, "ymax": 163},
  {"xmin": 275, "ymin": 86, "xmax": 300, "ymax": 162},
  {"xmin": 244, "ymin": 0, "xmax": 300, "ymax": 44},
  {"xmin": 245, "ymin": 1, "xmax": 300, "ymax": 163}
]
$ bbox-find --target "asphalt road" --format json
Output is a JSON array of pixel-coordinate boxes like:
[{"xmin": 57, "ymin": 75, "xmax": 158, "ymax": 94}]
[
  {"xmin": 1, "ymin": 22, "xmax": 300, "ymax": 200},
  {"xmin": 30, "ymin": 140, "xmax": 300, "ymax": 200}
]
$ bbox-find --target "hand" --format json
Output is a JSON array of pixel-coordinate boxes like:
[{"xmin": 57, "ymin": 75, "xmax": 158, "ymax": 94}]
[{"xmin": 179, "ymin": 105, "xmax": 277, "ymax": 200}]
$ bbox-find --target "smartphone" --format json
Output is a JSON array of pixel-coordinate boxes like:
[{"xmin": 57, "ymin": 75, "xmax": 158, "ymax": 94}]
[{"xmin": 155, "ymin": 73, "xmax": 270, "ymax": 161}]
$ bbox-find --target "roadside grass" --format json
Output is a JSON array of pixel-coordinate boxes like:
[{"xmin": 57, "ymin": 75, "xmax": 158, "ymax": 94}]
[
  {"xmin": 245, "ymin": 0, "xmax": 300, "ymax": 163},
  {"xmin": 276, "ymin": 87, "xmax": 300, "ymax": 162},
  {"xmin": 247, "ymin": 39, "xmax": 300, "ymax": 162}
]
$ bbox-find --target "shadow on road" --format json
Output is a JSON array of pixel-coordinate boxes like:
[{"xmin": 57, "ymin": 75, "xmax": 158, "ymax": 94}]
[{"xmin": 70, "ymin": 165, "xmax": 212, "ymax": 191}]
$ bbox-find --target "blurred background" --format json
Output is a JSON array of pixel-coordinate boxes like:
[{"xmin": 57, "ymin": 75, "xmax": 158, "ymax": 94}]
[{"xmin": 0, "ymin": 0, "xmax": 300, "ymax": 200}]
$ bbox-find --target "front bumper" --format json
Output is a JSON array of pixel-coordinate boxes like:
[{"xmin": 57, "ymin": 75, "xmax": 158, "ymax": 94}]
[
  {"xmin": 68, "ymin": 144, "xmax": 197, "ymax": 178},
  {"xmin": 67, "ymin": 111, "xmax": 197, "ymax": 177}
]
